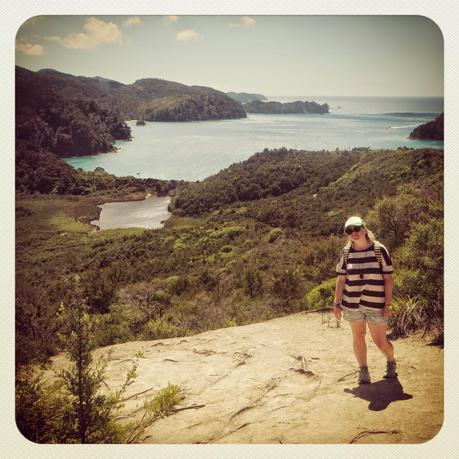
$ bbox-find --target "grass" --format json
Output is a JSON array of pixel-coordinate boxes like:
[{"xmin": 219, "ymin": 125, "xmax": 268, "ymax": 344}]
[
  {"xmin": 50, "ymin": 213, "xmax": 89, "ymax": 233},
  {"xmin": 163, "ymin": 215, "xmax": 206, "ymax": 229}
]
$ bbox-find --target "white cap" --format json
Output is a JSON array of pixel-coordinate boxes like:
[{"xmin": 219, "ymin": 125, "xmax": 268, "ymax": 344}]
[{"xmin": 344, "ymin": 216, "xmax": 364, "ymax": 229}]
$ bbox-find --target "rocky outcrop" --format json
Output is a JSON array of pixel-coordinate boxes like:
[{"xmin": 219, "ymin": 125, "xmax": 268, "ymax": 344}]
[
  {"xmin": 46, "ymin": 311, "xmax": 443, "ymax": 444},
  {"xmin": 409, "ymin": 113, "xmax": 444, "ymax": 141}
]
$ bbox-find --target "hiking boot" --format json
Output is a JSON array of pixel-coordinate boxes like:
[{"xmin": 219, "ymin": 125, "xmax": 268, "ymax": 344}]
[
  {"xmin": 384, "ymin": 360, "xmax": 397, "ymax": 379},
  {"xmin": 358, "ymin": 366, "xmax": 371, "ymax": 384}
]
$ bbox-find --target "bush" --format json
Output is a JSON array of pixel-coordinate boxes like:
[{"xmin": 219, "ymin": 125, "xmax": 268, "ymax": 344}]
[
  {"xmin": 305, "ymin": 278, "xmax": 336, "ymax": 310},
  {"xmin": 16, "ymin": 368, "xmax": 68, "ymax": 443},
  {"xmin": 271, "ymin": 266, "xmax": 304, "ymax": 301},
  {"xmin": 268, "ymin": 227, "xmax": 283, "ymax": 243},
  {"xmin": 389, "ymin": 296, "xmax": 443, "ymax": 338},
  {"xmin": 208, "ymin": 225, "xmax": 245, "ymax": 240},
  {"xmin": 399, "ymin": 219, "xmax": 443, "ymax": 305},
  {"xmin": 166, "ymin": 275, "xmax": 189, "ymax": 296},
  {"xmin": 93, "ymin": 306, "xmax": 135, "ymax": 347},
  {"xmin": 142, "ymin": 315, "xmax": 181, "ymax": 340},
  {"xmin": 242, "ymin": 264, "xmax": 263, "ymax": 298}
]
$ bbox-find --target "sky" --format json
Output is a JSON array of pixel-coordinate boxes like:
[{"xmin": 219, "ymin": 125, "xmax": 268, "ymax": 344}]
[{"xmin": 15, "ymin": 15, "xmax": 443, "ymax": 97}]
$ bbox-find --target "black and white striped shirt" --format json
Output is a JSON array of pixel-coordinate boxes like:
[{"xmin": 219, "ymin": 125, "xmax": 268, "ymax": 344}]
[{"xmin": 336, "ymin": 242, "xmax": 393, "ymax": 309}]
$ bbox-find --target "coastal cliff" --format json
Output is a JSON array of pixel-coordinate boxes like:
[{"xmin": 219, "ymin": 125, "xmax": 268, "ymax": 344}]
[{"xmin": 409, "ymin": 113, "xmax": 444, "ymax": 141}]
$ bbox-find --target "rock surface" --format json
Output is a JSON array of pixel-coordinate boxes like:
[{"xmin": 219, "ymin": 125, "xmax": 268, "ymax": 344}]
[{"xmin": 48, "ymin": 311, "xmax": 443, "ymax": 444}]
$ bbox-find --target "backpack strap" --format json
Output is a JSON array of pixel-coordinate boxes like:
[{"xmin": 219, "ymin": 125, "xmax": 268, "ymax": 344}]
[
  {"xmin": 373, "ymin": 240, "xmax": 382, "ymax": 268},
  {"xmin": 343, "ymin": 240, "xmax": 383, "ymax": 269}
]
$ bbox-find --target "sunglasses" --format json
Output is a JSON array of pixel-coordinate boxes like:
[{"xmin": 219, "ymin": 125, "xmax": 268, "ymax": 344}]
[{"xmin": 345, "ymin": 225, "xmax": 363, "ymax": 235}]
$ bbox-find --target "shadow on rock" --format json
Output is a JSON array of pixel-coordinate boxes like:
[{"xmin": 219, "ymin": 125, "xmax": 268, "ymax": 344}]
[{"xmin": 344, "ymin": 378, "xmax": 413, "ymax": 411}]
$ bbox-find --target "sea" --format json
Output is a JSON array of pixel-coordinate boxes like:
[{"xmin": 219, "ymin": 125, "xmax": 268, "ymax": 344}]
[{"xmin": 65, "ymin": 96, "xmax": 443, "ymax": 182}]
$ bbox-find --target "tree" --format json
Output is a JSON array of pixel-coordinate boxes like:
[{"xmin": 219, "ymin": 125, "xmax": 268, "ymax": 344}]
[
  {"xmin": 57, "ymin": 277, "xmax": 117, "ymax": 443},
  {"xmin": 128, "ymin": 281, "xmax": 172, "ymax": 323},
  {"xmin": 83, "ymin": 267, "xmax": 122, "ymax": 314},
  {"xmin": 242, "ymin": 265, "xmax": 263, "ymax": 298},
  {"xmin": 16, "ymin": 275, "xmax": 177, "ymax": 443}
]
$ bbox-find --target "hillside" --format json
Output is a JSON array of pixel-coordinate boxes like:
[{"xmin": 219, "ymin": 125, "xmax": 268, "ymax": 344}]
[
  {"xmin": 17, "ymin": 66, "xmax": 246, "ymax": 122},
  {"xmin": 173, "ymin": 147, "xmax": 443, "ymax": 235},
  {"xmin": 243, "ymin": 100, "xmax": 329, "ymax": 114},
  {"xmin": 16, "ymin": 67, "xmax": 131, "ymax": 157},
  {"xmin": 45, "ymin": 312, "xmax": 443, "ymax": 444},
  {"xmin": 16, "ymin": 147, "xmax": 443, "ymax": 367}
]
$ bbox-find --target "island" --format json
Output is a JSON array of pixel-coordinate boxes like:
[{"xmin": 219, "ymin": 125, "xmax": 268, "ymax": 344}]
[
  {"xmin": 409, "ymin": 113, "xmax": 444, "ymax": 141},
  {"xmin": 243, "ymin": 100, "xmax": 329, "ymax": 114},
  {"xmin": 226, "ymin": 92, "xmax": 268, "ymax": 103}
]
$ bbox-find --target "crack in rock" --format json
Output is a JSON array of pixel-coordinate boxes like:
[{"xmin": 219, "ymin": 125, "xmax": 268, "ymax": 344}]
[{"xmin": 350, "ymin": 429, "xmax": 401, "ymax": 443}]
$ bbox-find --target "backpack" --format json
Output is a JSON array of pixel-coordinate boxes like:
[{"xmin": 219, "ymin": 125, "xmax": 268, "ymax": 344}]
[{"xmin": 342, "ymin": 240, "xmax": 382, "ymax": 269}]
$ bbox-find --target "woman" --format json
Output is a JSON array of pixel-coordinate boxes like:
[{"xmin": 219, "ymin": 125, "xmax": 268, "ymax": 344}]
[{"xmin": 334, "ymin": 216, "xmax": 397, "ymax": 384}]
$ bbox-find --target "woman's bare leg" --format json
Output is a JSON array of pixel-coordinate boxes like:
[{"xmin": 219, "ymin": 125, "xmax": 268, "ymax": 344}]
[
  {"xmin": 349, "ymin": 320, "xmax": 367, "ymax": 366},
  {"xmin": 367, "ymin": 322, "xmax": 395, "ymax": 361}
]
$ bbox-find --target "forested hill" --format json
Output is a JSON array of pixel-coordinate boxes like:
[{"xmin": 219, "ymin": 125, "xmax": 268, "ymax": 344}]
[
  {"xmin": 172, "ymin": 148, "xmax": 361, "ymax": 216},
  {"xmin": 16, "ymin": 66, "xmax": 131, "ymax": 158},
  {"xmin": 173, "ymin": 147, "xmax": 443, "ymax": 236},
  {"xmin": 243, "ymin": 100, "xmax": 329, "ymax": 114},
  {"xmin": 16, "ymin": 66, "xmax": 246, "ymax": 122}
]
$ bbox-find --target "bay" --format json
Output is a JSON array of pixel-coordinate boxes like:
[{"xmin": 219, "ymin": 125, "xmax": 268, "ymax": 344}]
[
  {"xmin": 65, "ymin": 96, "xmax": 443, "ymax": 182},
  {"xmin": 91, "ymin": 195, "xmax": 171, "ymax": 230}
]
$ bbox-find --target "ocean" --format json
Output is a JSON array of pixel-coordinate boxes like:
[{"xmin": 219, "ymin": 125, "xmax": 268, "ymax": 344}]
[{"xmin": 65, "ymin": 96, "xmax": 443, "ymax": 182}]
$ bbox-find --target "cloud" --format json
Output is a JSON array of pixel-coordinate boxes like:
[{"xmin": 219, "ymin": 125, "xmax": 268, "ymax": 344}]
[
  {"xmin": 84, "ymin": 17, "xmax": 121, "ymax": 44},
  {"xmin": 163, "ymin": 16, "xmax": 179, "ymax": 25},
  {"xmin": 122, "ymin": 16, "xmax": 142, "ymax": 28},
  {"xmin": 45, "ymin": 17, "xmax": 121, "ymax": 50},
  {"xmin": 46, "ymin": 33, "xmax": 98, "ymax": 50},
  {"xmin": 229, "ymin": 16, "xmax": 256, "ymax": 28},
  {"xmin": 176, "ymin": 29, "xmax": 203, "ymax": 42},
  {"xmin": 16, "ymin": 41, "xmax": 45, "ymax": 56}
]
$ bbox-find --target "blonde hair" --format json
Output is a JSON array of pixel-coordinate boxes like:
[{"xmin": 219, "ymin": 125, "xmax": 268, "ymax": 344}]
[{"xmin": 365, "ymin": 228, "xmax": 376, "ymax": 243}]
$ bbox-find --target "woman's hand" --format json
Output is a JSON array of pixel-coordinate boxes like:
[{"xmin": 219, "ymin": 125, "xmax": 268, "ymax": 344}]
[
  {"xmin": 383, "ymin": 306, "xmax": 392, "ymax": 319},
  {"xmin": 333, "ymin": 305, "xmax": 342, "ymax": 320}
]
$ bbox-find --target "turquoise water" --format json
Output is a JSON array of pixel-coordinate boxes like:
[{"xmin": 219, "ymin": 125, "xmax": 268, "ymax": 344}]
[{"xmin": 65, "ymin": 96, "xmax": 443, "ymax": 181}]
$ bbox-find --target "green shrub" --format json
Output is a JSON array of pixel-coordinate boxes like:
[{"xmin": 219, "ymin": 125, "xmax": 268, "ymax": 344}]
[
  {"xmin": 93, "ymin": 306, "xmax": 134, "ymax": 347},
  {"xmin": 166, "ymin": 275, "xmax": 191, "ymax": 296},
  {"xmin": 208, "ymin": 226, "xmax": 245, "ymax": 240},
  {"xmin": 305, "ymin": 278, "xmax": 336, "ymax": 310},
  {"xmin": 16, "ymin": 368, "xmax": 68, "ymax": 443},
  {"xmin": 271, "ymin": 266, "xmax": 304, "ymax": 301},
  {"xmin": 142, "ymin": 316, "xmax": 180, "ymax": 340},
  {"xmin": 268, "ymin": 227, "xmax": 283, "ymax": 243}
]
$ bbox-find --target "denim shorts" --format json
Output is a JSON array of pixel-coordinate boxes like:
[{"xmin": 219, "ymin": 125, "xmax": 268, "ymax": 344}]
[{"xmin": 342, "ymin": 305, "xmax": 388, "ymax": 325}]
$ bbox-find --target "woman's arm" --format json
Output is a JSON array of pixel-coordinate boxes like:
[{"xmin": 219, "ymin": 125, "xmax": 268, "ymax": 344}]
[
  {"xmin": 334, "ymin": 275, "xmax": 346, "ymax": 320},
  {"xmin": 383, "ymin": 273, "xmax": 393, "ymax": 318}
]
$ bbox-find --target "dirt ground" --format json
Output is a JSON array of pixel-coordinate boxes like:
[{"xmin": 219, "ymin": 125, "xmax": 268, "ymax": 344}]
[{"xmin": 49, "ymin": 311, "xmax": 444, "ymax": 444}]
